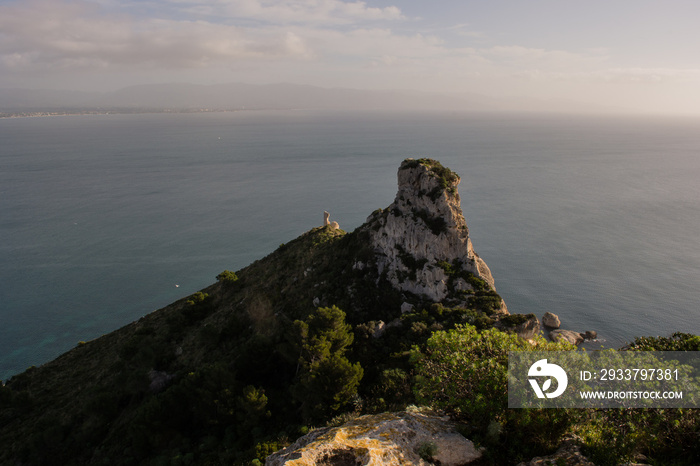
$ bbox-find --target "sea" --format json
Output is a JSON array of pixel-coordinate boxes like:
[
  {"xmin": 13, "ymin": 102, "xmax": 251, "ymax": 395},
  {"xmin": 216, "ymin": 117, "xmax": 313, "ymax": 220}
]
[{"xmin": 2, "ymin": 110, "xmax": 700, "ymax": 381}]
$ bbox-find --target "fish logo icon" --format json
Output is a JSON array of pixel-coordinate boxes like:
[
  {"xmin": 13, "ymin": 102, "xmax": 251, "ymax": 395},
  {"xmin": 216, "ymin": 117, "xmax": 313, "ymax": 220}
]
[{"xmin": 528, "ymin": 359, "xmax": 568, "ymax": 399}]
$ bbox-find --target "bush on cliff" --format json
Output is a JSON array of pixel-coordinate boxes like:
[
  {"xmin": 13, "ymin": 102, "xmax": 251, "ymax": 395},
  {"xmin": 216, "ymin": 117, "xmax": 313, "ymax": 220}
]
[
  {"xmin": 625, "ymin": 332, "xmax": 700, "ymax": 351},
  {"xmin": 411, "ymin": 324, "xmax": 576, "ymax": 463},
  {"xmin": 216, "ymin": 270, "xmax": 239, "ymax": 284},
  {"xmin": 574, "ymin": 332, "xmax": 700, "ymax": 465},
  {"xmin": 411, "ymin": 324, "xmax": 700, "ymax": 465},
  {"xmin": 575, "ymin": 406, "xmax": 700, "ymax": 466}
]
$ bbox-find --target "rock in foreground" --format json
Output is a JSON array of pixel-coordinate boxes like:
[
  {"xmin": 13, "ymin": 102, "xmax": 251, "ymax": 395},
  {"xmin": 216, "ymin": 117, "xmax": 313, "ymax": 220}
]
[{"xmin": 266, "ymin": 410, "xmax": 482, "ymax": 466}]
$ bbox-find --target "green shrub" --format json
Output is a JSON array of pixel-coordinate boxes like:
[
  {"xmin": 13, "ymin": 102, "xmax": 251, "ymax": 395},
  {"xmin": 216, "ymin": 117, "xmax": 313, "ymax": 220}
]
[
  {"xmin": 253, "ymin": 439, "xmax": 288, "ymax": 463},
  {"xmin": 186, "ymin": 291, "xmax": 209, "ymax": 306},
  {"xmin": 626, "ymin": 332, "xmax": 700, "ymax": 351},
  {"xmin": 216, "ymin": 270, "xmax": 239, "ymax": 284},
  {"xmin": 498, "ymin": 313, "xmax": 535, "ymax": 327},
  {"xmin": 413, "ymin": 209, "xmax": 447, "ymax": 235},
  {"xmin": 416, "ymin": 441, "xmax": 438, "ymax": 461},
  {"xmin": 436, "ymin": 260, "xmax": 456, "ymax": 275},
  {"xmin": 183, "ymin": 291, "xmax": 214, "ymax": 324},
  {"xmin": 373, "ymin": 368, "xmax": 413, "ymax": 410},
  {"xmin": 575, "ymin": 404, "xmax": 700, "ymax": 465},
  {"xmin": 411, "ymin": 324, "xmax": 575, "ymax": 461},
  {"xmin": 401, "ymin": 158, "xmax": 459, "ymax": 193},
  {"xmin": 467, "ymin": 291, "xmax": 504, "ymax": 315}
]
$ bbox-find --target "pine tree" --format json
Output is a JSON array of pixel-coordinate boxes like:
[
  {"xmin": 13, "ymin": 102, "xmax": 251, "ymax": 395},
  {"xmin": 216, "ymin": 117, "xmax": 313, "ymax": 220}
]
[{"xmin": 292, "ymin": 306, "xmax": 363, "ymax": 420}]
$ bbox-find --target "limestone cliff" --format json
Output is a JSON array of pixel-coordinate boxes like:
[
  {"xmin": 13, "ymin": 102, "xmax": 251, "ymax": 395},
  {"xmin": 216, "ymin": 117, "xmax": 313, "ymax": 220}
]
[{"xmin": 362, "ymin": 158, "xmax": 506, "ymax": 313}]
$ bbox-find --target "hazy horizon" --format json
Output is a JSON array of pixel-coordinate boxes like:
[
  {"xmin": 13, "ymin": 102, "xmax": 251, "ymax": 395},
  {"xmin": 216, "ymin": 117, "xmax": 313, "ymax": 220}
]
[
  {"xmin": 1, "ymin": 0, "xmax": 700, "ymax": 115},
  {"xmin": 0, "ymin": 81, "xmax": 637, "ymax": 115}
]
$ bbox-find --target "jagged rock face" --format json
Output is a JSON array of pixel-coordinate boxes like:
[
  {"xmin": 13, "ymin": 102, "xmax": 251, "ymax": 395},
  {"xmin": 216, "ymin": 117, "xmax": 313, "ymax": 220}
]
[
  {"xmin": 365, "ymin": 158, "xmax": 497, "ymax": 304},
  {"xmin": 265, "ymin": 410, "xmax": 483, "ymax": 466}
]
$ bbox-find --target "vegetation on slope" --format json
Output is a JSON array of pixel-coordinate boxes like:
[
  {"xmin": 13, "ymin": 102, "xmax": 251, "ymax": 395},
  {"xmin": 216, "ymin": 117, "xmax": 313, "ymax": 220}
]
[
  {"xmin": 0, "ymin": 224, "xmax": 502, "ymax": 465},
  {"xmin": 402, "ymin": 158, "xmax": 460, "ymax": 194}
]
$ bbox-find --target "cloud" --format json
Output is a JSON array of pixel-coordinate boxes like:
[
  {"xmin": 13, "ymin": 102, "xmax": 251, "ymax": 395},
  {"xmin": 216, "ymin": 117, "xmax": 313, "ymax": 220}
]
[
  {"xmin": 483, "ymin": 46, "xmax": 608, "ymax": 70},
  {"xmin": 593, "ymin": 68, "xmax": 700, "ymax": 83},
  {"xmin": 0, "ymin": 0, "xmax": 460, "ymax": 83},
  {"xmin": 0, "ymin": 0, "xmax": 316, "ymax": 73},
  {"xmin": 133, "ymin": 0, "xmax": 405, "ymax": 25},
  {"xmin": 504, "ymin": 67, "xmax": 700, "ymax": 85},
  {"xmin": 0, "ymin": 0, "xmax": 605, "ymax": 78},
  {"xmin": 4, "ymin": 0, "xmax": 697, "ymax": 113},
  {"xmin": 205, "ymin": 0, "xmax": 401, "ymax": 24},
  {"xmin": 0, "ymin": 0, "xmax": 619, "ymax": 98}
]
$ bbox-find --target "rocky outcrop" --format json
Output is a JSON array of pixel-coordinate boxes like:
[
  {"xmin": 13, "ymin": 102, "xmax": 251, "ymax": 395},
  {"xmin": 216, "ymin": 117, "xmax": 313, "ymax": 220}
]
[
  {"xmin": 147, "ymin": 369, "xmax": 174, "ymax": 393},
  {"xmin": 549, "ymin": 329, "xmax": 598, "ymax": 345},
  {"xmin": 265, "ymin": 410, "xmax": 483, "ymax": 466},
  {"xmin": 542, "ymin": 312, "xmax": 561, "ymax": 329},
  {"xmin": 514, "ymin": 315, "xmax": 541, "ymax": 340},
  {"xmin": 494, "ymin": 314, "xmax": 540, "ymax": 339},
  {"xmin": 516, "ymin": 435, "xmax": 595, "ymax": 466},
  {"xmin": 550, "ymin": 329, "xmax": 585, "ymax": 345},
  {"xmin": 541, "ymin": 312, "xmax": 598, "ymax": 345},
  {"xmin": 323, "ymin": 211, "xmax": 340, "ymax": 230},
  {"xmin": 363, "ymin": 159, "xmax": 504, "ymax": 312}
]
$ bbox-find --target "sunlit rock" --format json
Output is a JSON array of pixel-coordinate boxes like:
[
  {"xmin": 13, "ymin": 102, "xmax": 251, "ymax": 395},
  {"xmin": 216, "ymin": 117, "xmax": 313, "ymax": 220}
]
[{"xmin": 265, "ymin": 410, "xmax": 483, "ymax": 466}]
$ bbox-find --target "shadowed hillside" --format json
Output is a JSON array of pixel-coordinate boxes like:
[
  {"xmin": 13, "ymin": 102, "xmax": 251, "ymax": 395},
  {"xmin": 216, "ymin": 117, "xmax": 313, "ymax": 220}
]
[{"xmin": 0, "ymin": 159, "xmax": 508, "ymax": 464}]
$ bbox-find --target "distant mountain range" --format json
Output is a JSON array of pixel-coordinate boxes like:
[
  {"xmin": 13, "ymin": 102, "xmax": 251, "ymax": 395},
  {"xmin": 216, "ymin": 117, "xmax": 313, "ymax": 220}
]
[{"xmin": 0, "ymin": 82, "xmax": 618, "ymax": 114}]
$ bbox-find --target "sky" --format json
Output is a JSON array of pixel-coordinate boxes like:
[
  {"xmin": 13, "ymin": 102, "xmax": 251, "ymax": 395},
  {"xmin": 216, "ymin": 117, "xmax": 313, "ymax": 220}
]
[{"xmin": 1, "ymin": 0, "xmax": 699, "ymax": 114}]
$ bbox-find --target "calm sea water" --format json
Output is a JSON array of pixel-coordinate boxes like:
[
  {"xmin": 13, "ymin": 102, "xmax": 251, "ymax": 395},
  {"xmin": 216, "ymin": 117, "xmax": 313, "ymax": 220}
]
[{"xmin": 2, "ymin": 110, "xmax": 700, "ymax": 380}]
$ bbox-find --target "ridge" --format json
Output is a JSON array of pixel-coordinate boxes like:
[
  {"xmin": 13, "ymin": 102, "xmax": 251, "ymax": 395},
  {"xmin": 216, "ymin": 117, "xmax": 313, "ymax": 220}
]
[{"xmin": 0, "ymin": 158, "xmax": 511, "ymax": 465}]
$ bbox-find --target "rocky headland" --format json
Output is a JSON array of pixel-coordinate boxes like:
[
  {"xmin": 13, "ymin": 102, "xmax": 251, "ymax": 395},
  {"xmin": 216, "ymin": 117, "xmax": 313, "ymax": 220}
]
[
  {"xmin": 364, "ymin": 159, "xmax": 499, "ymax": 304},
  {"xmin": 0, "ymin": 158, "xmax": 696, "ymax": 466}
]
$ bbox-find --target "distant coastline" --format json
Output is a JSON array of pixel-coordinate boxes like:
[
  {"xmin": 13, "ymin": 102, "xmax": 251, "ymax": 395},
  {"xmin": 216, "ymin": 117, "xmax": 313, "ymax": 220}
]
[
  {"xmin": 0, "ymin": 107, "xmax": 255, "ymax": 119},
  {"xmin": 0, "ymin": 81, "xmax": 629, "ymax": 116}
]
